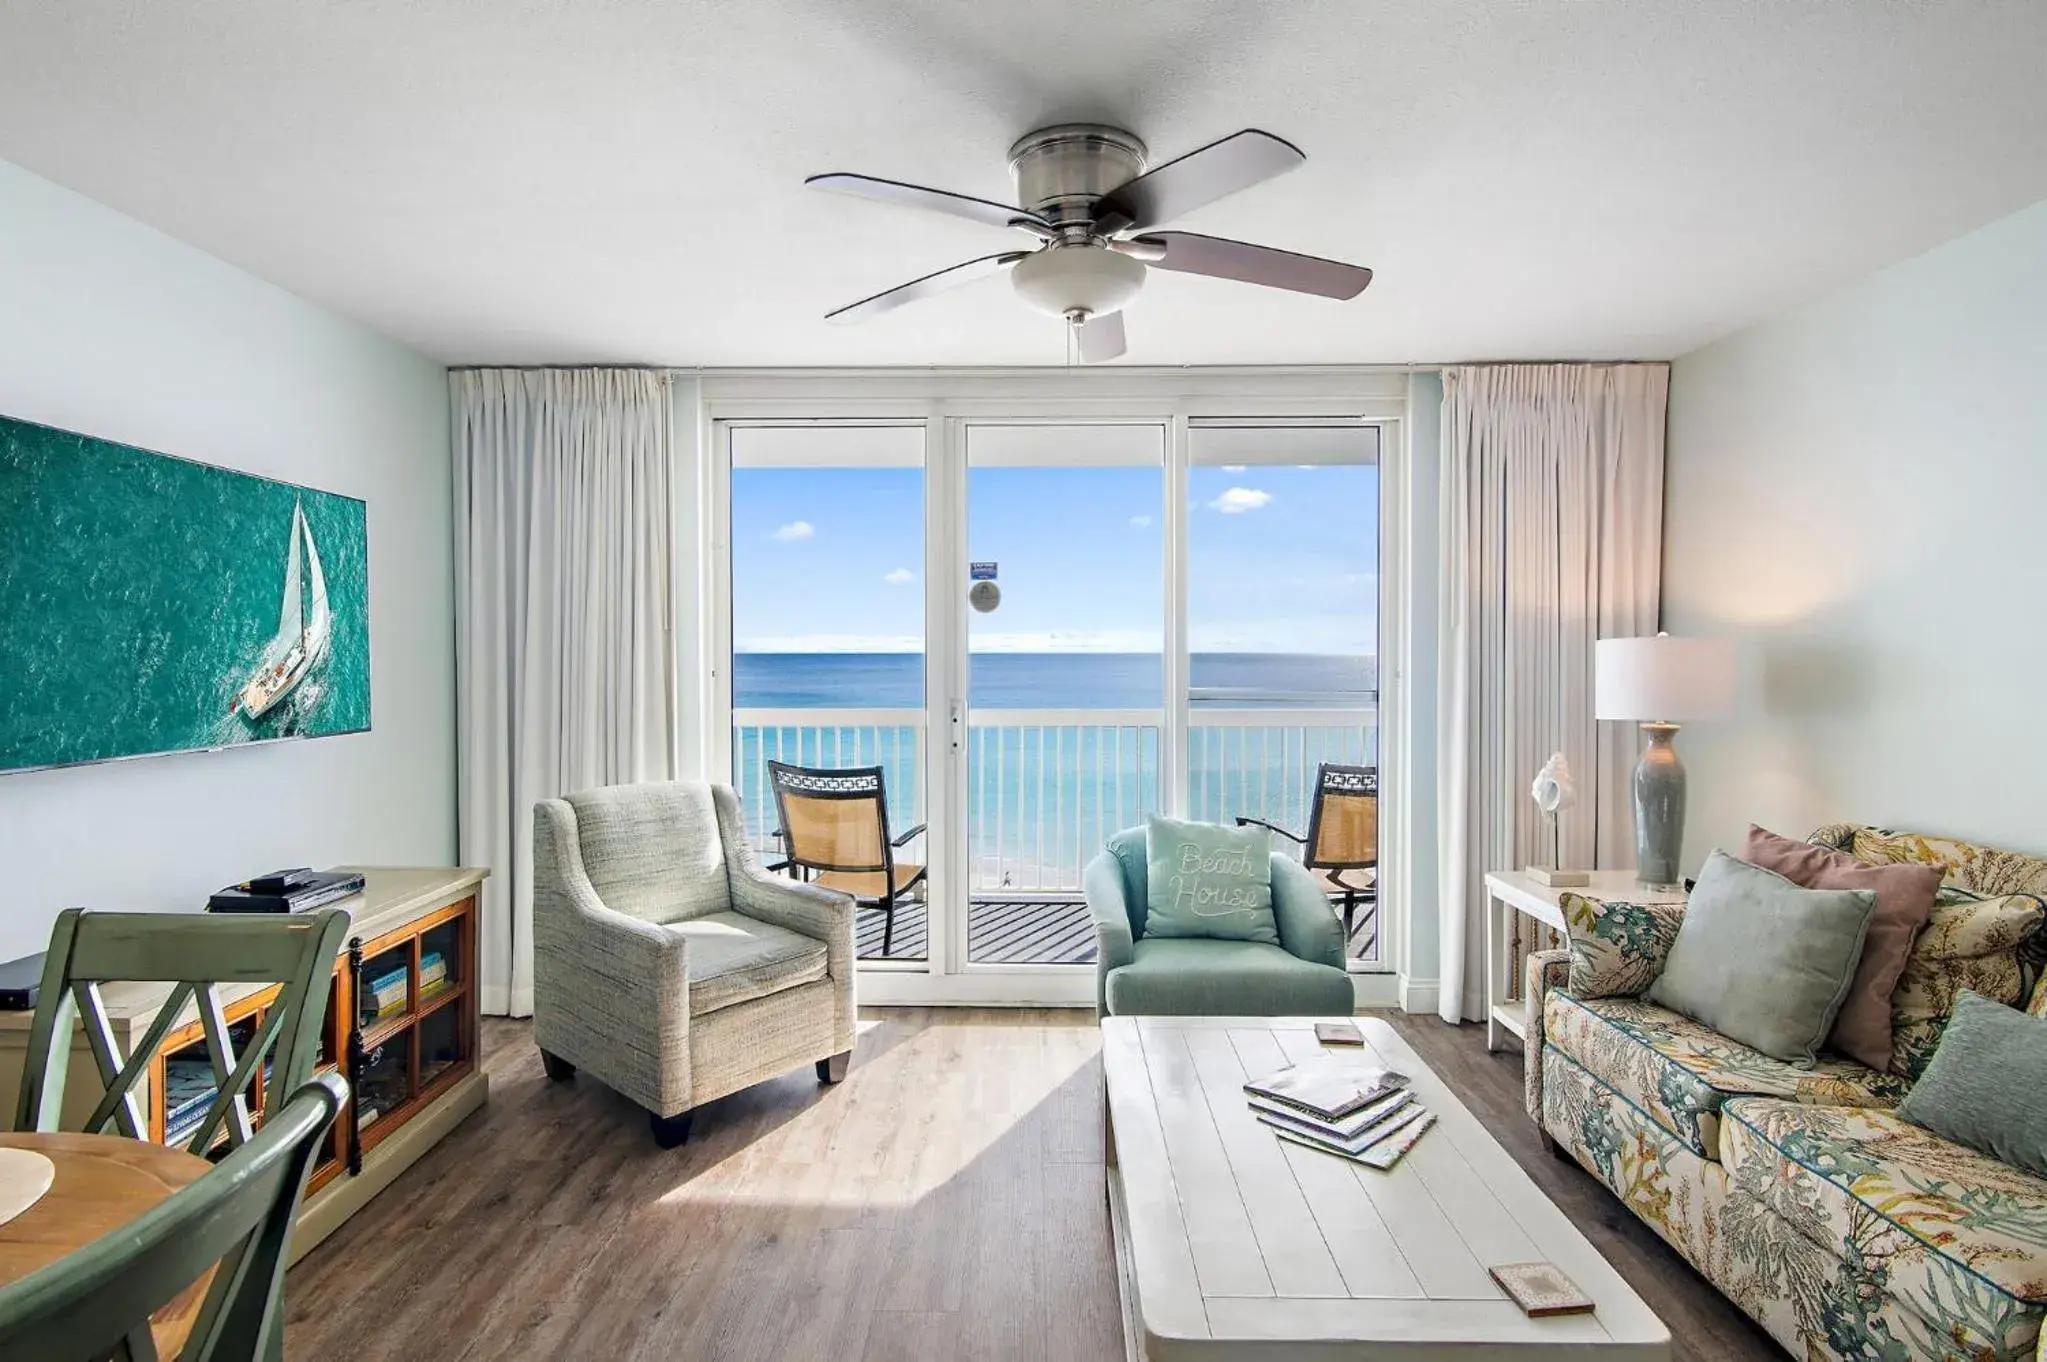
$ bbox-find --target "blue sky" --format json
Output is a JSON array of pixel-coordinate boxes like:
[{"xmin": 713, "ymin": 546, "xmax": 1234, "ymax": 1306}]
[{"xmin": 730, "ymin": 463, "xmax": 1376, "ymax": 653}]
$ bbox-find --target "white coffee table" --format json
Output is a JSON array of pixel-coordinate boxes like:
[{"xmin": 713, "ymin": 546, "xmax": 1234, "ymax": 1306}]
[{"xmin": 1103, "ymin": 1015, "xmax": 1669, "ymax": 1360}]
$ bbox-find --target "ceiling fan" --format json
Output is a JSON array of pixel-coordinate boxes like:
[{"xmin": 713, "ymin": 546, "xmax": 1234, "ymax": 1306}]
[{"xmin": 806, "ymin": 125, "xmax": 1373, "ymax": 362}]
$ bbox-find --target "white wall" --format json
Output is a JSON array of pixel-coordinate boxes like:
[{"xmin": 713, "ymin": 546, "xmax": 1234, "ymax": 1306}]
[
  {"xmin": 1662, "ymin": 196, "xmax": 2047, "ymax": 865},
  {"xmin": 0, "ymin": 157, "xmax": 454, "ymax": 960}
]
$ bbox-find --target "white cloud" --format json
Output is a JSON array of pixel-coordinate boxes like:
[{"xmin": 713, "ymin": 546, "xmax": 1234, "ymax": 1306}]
[
  {"xmin": 770, "ymin": 520, "xmax": 814, "ymax": 542},
  {"xmin": 882, "ymin": 567, "xmax": 915, "ymax": 585},
  {"xmin": 1222, "ymin": 464, "xmax": 1247, "ymax": 472},
  {"xmin": 1129, "ymin": 514, "xmax": 1152, "ymax": 528},
  {"xmin": 1209, "ymin": 487, "xmax": 1272, "ymax": 514}
]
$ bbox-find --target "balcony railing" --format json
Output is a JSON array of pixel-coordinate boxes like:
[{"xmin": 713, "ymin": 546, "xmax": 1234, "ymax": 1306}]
[{"xmin": 733, "ymin": 705, "xmax": 1380, "ymax": 964}]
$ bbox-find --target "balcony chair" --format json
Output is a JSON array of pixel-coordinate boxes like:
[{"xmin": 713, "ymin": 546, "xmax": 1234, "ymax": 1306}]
[
  {"xmin": 1084, "ymin": 824, "xmax": 1354, "ymax": 1017},
  {"xmin": 1237, "ymin": 762, "xmax": 1379, "ymax": 953},
  {"xmin": 765, "ymin": 761, "xmax": 926, "ymax": 959},
  {"xmin": 532, "ymin": 781, "xmax": 857, "ymax": 1148}
]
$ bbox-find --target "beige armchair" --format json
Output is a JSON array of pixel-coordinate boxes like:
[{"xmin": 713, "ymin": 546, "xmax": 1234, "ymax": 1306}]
[{"xmin": 532, "ymin": 780, "xmax": 856, "ymax": 1146}]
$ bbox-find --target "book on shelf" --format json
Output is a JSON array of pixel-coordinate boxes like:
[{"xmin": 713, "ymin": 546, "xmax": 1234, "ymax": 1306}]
[
  {"xmin": 418, "ymin": 953, "xmax": 450, "ymax": 995},
  {"xmin": 1243, "ymin": 1062, "xmax": 1408, "ymax": 1123}
]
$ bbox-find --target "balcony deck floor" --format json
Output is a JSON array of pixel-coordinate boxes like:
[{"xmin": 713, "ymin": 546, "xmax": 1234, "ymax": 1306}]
[{"xmin": 854, "ymin": 896, "xmax": 1380, "ymax": 966}]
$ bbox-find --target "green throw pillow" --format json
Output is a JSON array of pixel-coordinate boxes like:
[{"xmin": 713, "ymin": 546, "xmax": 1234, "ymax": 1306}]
[
  {"xmin": 1646, "ymin": 849, "xmax": 1875, "ymax": 1067},
  {"xmin": 1898, "ymin": 989, "xmax": 2047, "ymax": 1178},
  {"xmin": 1562, "ymin": 893, "xmax": 1686, "ymax": 998},
  {"xmin": 1142, "ymin": 815, "xmax": 1279, "ymax": 945}
]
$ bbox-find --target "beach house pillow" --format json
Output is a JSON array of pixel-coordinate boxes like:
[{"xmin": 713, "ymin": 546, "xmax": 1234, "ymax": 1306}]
[
  {"xmin": 1647, "ymin": 850, "xmax": 1875, "ymax": 1067},
  {"xmin": 1888, "ymin": 888, "xmax": 2046, "ymax": 1079},
  {"xmin": 1898, "ymin": 990, "xmax": 2047, "ymax": 1178},
  {"xmin": 1143, "ymin": 815, "xmax": 1279, "ymax": 945},
  {"xmin": 1743, "ymin": 824, "xmax": 1940, "ymax": 1071},
  {"xmin": 1561, "ymin": 893, "xmax": 1685, "ymax": 998}
]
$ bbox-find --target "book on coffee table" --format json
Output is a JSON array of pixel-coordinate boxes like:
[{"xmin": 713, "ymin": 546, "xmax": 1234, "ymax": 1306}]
[
  {"xmin": 1243, "ymin": 1063, "xmax": 1408, "ymax": 1123},
  {"xmin": 1266, "ymin": 1107, "xmax": 1437, "ymax": 1170},
  {"xmin": 1247, "ymin": 1088, "xmax": 1413, "ymax": 1144},
  {"xmin": 1256, "ymin": 1100, "xmax": 1427, "ymax": 1158}
]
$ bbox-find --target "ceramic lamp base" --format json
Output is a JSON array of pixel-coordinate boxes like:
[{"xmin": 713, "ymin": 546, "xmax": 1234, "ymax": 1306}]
[{"xmin": 1633, "ymin": 722, "xmax": 1687, "ymax": 888}]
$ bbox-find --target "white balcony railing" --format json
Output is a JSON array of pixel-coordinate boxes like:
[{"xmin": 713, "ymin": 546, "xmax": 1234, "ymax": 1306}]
[{"xmin": 732, "ymin": 705, "xmax": 1377, "ymax": 901}]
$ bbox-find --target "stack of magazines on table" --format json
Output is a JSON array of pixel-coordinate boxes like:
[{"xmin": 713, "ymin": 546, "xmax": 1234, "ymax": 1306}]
[{"xmin": 1243, "ymin": 1063, "xmax": 1434, "ymax": 1169}]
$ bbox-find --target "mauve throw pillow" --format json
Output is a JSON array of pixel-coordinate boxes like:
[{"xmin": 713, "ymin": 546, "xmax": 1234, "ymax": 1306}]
[{"xmin": 1744, "ymin": 825, "xmax": 1941, "ymax": 1071}]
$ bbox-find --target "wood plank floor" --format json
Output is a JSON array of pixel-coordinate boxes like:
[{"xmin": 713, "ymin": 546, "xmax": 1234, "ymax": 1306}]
[
  {"xmin": 285, "ymin": 1010, "xmax": 1778, "ymax": 1362},
  {"xmin": 860, "ymin": 897, "xmax": 1383, "ymax": 965}
]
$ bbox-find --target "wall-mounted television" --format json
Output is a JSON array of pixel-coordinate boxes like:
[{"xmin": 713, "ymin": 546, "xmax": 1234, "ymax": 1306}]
[{"xmin": 0, "ymin": 413, "xmax": 370, "ymax": 774}]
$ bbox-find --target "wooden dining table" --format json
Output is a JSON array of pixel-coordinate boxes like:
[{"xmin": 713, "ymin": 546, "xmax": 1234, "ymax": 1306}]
[{"xmin": 0, "ymin": 1131, "xmax": 215, "ymax": 1358}]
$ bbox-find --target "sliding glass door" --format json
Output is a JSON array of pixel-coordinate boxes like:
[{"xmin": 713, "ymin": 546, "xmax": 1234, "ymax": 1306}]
[
  {"xmin": 723, "ymin": 424, "xmax": 929, "ymax": 962},
  {"xmin": 714, "ymin": 408, "xmax": 1386, "ymax": 998},
  {"xmin": 1185, "ymin": 422, "xmax": 1382, "ymax": 963},
  {"xmin": 963, "ymin": 424, "xmax": 1164, "ymax": 964}
]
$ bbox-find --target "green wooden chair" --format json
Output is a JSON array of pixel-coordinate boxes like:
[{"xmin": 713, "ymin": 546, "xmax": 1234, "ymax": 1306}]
[
  {"xmin": 13, "ymin": 908, "xmax": 348, "ymax": 1155},
  {"xmin": 0, "ymin": 1071, "xmax": 347, "ymax": 1362}
]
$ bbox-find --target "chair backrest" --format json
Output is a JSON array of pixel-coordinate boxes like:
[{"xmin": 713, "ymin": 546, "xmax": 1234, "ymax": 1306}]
[
  {"xmin": 0, "ymin": 1072, "xmax": 347, "ymax": 1362},
  {"xmin": 1104, "ymin": 827, "xmax": 1151, "ymax": 937},
  {"xmin": 1305, "ymin": 763, "xmax": 1378, "ymax": 872},
  {"xmin": 768, "ymin": 762, "xmax": 894, "ymax": 874},
  {"xmin": 559, "ymin": 781, "xmax": 731, "ymax": 924},
  {"xmin": 15, "ymin": 909, "xmax": 347, "ymax": 1157}
]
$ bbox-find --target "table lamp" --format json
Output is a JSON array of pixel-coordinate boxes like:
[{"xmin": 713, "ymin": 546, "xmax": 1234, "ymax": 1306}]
[{"xmin": 1595, "ymin": 633, "xmax": 1734, "ymax": 888}]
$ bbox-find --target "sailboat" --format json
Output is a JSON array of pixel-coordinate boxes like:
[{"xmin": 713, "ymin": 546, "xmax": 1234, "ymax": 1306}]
[{"xmin": 234, "ymin": 498, "xmax": 332, "ymax": 722}]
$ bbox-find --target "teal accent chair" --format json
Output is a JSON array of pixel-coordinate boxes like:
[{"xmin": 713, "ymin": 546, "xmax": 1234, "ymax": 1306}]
[{"xmin": 1085, "ymin": 826, "xmax": 1354, "ymax": 1016}]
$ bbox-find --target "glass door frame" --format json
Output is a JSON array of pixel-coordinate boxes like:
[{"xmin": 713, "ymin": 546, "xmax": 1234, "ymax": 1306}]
[
  {"xmin": 945, "ymin": 417, "xmax": 1173, "ymax": 983},
  {"xmin": 701, "ymin": 371, "xmax": 1411, "ymax": 1008}
]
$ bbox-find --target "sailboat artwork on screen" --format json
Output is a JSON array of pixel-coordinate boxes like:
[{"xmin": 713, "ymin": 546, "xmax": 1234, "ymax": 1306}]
[
  {"xmin": 232, "ymin": 498, "xmax": 333, "ymax": 726},
  {"xmin": 1, "ymin": 410, "xmax": 369, "ymax": 774}
]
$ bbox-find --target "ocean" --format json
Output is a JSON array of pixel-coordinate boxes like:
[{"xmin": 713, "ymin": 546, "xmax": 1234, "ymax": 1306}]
[
  {"xmin": 733, "ymin": 652, "xmax": 1377, "ymax": 895},
  {"xmin": 735, "ymin": 651, "xmax": 1375, "ymax": 709}
]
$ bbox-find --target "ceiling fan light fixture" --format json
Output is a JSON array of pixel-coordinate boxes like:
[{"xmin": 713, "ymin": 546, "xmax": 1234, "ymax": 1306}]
[{"xmin": 1009, "ymin": 246, "xmax": 1146, "ymax": 320}]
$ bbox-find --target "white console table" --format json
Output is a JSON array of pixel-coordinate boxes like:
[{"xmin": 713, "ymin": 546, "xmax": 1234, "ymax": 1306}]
[{"xmin": 1483, "ymin": 870, "xmax": 1687, "ymax": 1052}]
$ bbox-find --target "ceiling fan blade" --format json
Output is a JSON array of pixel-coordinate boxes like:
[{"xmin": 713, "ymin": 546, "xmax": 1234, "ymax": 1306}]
[
  {"xmin": 1105, "ymin": 237, "xmax": 1167, "ymax": 263},
  {"xmin": 825, "ymin": 252, "xmax": 1029, "ymax": 325},
  {"xmin": 1093, "ymin": 130, "xmax": 1304, "ymax": 233},
  {"xmin": 807, "ymin": 173, "xmax": 1052, "ymax": 235},
  {"xmin": 1074, "ymin": 310, "xmax": 1127, "ymax": 364},
  {"xmin": 1140, "ymin": 232, "xmax": 1372, "ymax": 300}
]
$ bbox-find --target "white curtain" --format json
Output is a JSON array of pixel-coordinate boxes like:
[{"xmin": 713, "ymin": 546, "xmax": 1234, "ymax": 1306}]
[
  {"xmin": 453, "ymin": 368, "xmax": 677, "ymax": 1017},
  {"xmin": 1437, "ymin": 364, "xmax": 1668, "ymax": 1023}
]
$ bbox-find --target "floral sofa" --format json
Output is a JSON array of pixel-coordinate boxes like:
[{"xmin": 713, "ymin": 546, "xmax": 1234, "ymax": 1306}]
[{"xmin": 1525, "ymin": 825, "xmax": 2047, "ymax": 1361}]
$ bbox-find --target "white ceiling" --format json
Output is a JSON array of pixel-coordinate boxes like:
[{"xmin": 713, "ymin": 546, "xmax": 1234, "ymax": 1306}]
[{"xmin": 3, "ymin": 1, "xmax": 2045, "ymax": 367}]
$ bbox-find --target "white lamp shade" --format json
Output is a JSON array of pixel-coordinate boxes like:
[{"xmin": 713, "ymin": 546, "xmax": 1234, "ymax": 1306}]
[
  {"xmin": 1010, "ymin": 246, "xmax": 1146, "ymax": 319},
  {"xmin": 1595, "ymin": 635, "xmax": 1734, "ymax": 722}
]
